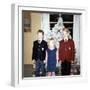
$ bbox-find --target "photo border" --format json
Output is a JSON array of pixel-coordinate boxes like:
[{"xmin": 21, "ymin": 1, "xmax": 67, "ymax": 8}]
[{"xmin": 11, "ymin": 3, "xmax": 87, "ymax": 87}]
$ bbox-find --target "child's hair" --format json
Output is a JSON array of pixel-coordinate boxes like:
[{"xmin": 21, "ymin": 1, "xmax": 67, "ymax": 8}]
[
  {"xmin": 37, "ymin": 29, "xmax": 44, "ymax": 35},
  {"xmin": 62, "ymin": 28, "xmax": 72, "ymax": 39},
  {"xmin": 63, "ymin": 28, "xmax": 70, "ymax": 34},
  {"xmin": 49, "ymin": 38, "xmax": 54, "ymax": 41},
  {"xmin": 48, "ymin": 38, "xmax": 55, "ymax": 47}
]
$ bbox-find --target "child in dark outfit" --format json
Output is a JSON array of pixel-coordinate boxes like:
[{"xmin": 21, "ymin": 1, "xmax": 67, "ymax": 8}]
[{"xmin": 32, "ymin": 30, "xmax": 47, "ymax": 77}]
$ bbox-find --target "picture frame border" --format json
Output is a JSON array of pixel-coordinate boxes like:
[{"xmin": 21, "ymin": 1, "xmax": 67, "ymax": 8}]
[{"xmin": 11, "ymin": 3, "xmax": 87, "ymax": 87}]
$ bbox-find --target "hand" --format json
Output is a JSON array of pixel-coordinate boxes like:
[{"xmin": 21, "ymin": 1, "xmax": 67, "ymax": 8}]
[
  {"xmin": 43, "ymin": 60, "xmax": 46, "ymax": 64},
  {"xmin": 58, "ymin": 60, "xmax": 61, "ymax": 64},
  {"xmin": 57, "ymin": 60, "xmax": 61, "ymax": 67},
  {"xmin": 71, "ymin": 60, "xmax": 74, "ymax": 64},
  {"xmin": 32, "ymin": 60, "xmax": 36, "ymax": 64}
]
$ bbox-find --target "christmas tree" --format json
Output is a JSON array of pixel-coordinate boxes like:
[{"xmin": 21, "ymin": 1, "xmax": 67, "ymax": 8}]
[{"xmin": 47, "ymin": 14, "xmax": 64, "ymax": 48}]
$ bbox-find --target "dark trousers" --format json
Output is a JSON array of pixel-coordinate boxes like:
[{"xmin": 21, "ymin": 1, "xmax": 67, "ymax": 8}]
[
  {"xmin": 35, "ymin": 59, "xmax": 45, "ymax": 77},
  {"xmin": 61, "ymin": 60, "xmax": 71, "ymax": 75}
]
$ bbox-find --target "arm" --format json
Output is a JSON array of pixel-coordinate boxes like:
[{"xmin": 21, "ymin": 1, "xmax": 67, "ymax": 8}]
[
  {"xmin": 71, "ymin": 40, "xmax": 75, "ymax": 63},
  {"xmin": 32, "ymin": 42, "xmax": 36, "ymax": 61},
  {"xmin": 56, "ymin": 49, "xmax": 59, "ymax": 64},
  {"xmin": 58, "ymin": 42, "xmax": 62, "ymax": 62},
  {"xmin": 45, "ymin": 51, "xmax": 48, "ymax": 67},
  {"xmin": 45, "ymin": 41, "xmax": 48, "ymax": 51}
]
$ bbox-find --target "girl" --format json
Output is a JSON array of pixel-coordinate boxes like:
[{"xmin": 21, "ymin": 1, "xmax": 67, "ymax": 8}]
[
  {"xmin": 59, "ymin": 28, "xmax": 75, "ymax": 75},
  {"xmin": 46, "ymin": 38, "xmax": 58, "ymax": 76}
]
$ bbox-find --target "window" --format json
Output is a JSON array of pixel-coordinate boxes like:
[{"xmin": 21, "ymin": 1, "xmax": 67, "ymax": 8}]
[{"xmin": 49, "ymin": 13, "xmax": 73, "ymax": 37}]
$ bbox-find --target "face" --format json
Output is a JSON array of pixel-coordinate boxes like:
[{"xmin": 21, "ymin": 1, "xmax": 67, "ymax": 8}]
[
  {"xmin": 48, "ymin": 40, "xmax": 55, "ymax": 48},
  {"xmin": 37, "ymin": 33, "xmax": 43, "ymax": 41},
  {"xmin": 62, "ymin": 30, "xmax": 69, "ymax": 39}
]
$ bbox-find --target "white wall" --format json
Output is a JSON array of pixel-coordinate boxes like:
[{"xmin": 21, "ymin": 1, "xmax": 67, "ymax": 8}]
[{"xmin": 0, "ymin": 0, "xmax": 90, "ymax": 89}]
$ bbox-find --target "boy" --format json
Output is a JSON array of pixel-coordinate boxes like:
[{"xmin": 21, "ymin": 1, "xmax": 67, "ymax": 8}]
[{"xmin": 32, "ymin": 30, "xmax": 47, "ymax": 77}]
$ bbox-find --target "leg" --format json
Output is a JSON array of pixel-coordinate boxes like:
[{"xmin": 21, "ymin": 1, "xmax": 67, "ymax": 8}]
[
  {"xmin": 65, "ymin": 61, "xmax": 71, "ymax": 75},
  {"xmin": 35, "ymin": 60, "xmax": 40, "ymax": 77},
  {"xmin": 40, "ymin": 61, "xmax": 45, "ymax": 76},
  {"xmin": 61, "ymin": 60, "xmax": 71, "ymax": 75},
  {"xmin": 47, "ymin": 72, "xmax": 52, "ymax": 76},
  {"xmin": 52, "ymin": 72, "xmax": 55, "ymax": 76},
  {"xmin": 61, "ymin": 61, "xmax": 66, "ymax": 75}
]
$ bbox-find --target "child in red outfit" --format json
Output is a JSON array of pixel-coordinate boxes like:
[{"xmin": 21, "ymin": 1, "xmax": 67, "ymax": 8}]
[{"xmin": 59, "ymin": 28, "xmax": 75, "ymax": 75}]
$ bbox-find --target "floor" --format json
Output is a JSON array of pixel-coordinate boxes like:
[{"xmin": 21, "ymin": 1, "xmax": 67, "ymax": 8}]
[
  {"xmin": 24, "ymin": 64, "xmax": 33, "ymax": 77},
  {"xmin": 24, "ymin": 64, "xmax": 80, "ymax": 77}
]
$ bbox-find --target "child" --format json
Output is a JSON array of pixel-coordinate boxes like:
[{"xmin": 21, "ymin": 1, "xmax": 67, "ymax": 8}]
[
  {"xmin": 46, "ymin": 38, "xmax": 58, "ymax": 76},
  {"xmin": 32, "ymin": 30, "xmax": 47, "ymax": 77},
  {"xmin": 59, "ymin": 28, "xmax": 75, "ymax": 75}
]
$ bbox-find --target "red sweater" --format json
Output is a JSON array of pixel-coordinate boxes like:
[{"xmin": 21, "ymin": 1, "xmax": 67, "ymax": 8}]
[{"xmin": 59, "ymin": 39, "xmax": 75, "ymax": 62}]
